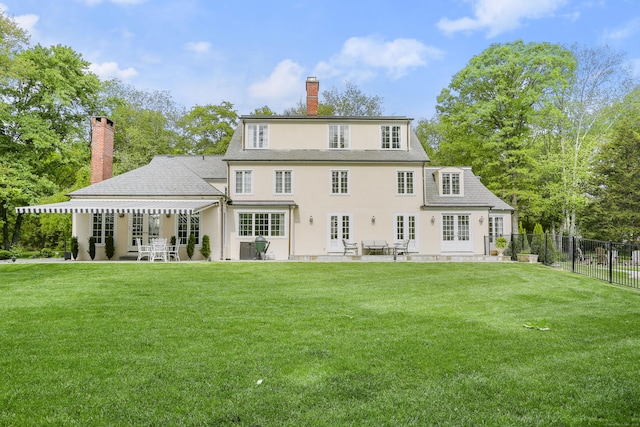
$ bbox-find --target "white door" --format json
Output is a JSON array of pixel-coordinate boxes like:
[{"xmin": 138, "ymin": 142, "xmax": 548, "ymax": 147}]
[
  {"xmin": 441, "ymin": 214, "xmax": 473, "ymax": 253},
  {"xmin": 394, "ymin": 214, "xmax": 417, "ymax": 251},
  {"xmin": 128, "ymin": 213, "xmax": 161, "ymax": 251},
  {"xmin": 328, "ymin": 214, "xmax": 353, "ymax": 252}
]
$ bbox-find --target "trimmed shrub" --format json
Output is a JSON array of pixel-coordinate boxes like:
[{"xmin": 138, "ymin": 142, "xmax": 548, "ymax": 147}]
[
  {"xmin": 200, "ymin": 235, "xmax": 211, "ymax": 260},
  {"xmin": 187, "ymin": 234, "xmax": 196, "ymax": 259},
  {"xmin": 0, "ymin": 249, "xmax": 12, "ymax": 260},
  {"xmin": 105, "ymin": 235, "xmax": 115, "ymax": 260},
  {"xmin": 71, "ymin": 236, "xmax": 79, "ymax": 260},
  {"xmin": 40, "ymin": 248, "xmax": 53, "ymax": 258},
  {"xmin": 88, "ymin": 236, "xmax": 96, "ymax": 260}
]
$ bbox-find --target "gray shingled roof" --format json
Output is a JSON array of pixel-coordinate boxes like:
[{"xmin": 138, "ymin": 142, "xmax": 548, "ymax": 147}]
[
  {"xmin": 424, "ymin": 167, "xmax": 514, "ymax": 210},
  {"xmin": 223, "ymin": 117, "xmax": 430, "ymax": 163},
  {"xmin": 70, "ymin": 156, "xmax": 224, "ymax": 197},
  {"xmin": 169, "ymin": 155, "xmax": 227, "ymax": 180}
]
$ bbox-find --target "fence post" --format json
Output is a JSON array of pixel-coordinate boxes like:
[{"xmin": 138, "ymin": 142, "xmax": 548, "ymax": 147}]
[
  {"xmin": 608, "ymin": 241, "xmax": 613, "ymax": 283},
  {"xmin": 571, "ymin": 236, "xmax": 576, "ymax": 273}
]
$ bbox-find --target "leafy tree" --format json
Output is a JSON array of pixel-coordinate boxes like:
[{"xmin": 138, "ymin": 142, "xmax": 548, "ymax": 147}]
[
  {"xmin": 97, "ymin": 79, "xmax": 183, "ymax": 173},
  {"xmin": 434, "ymin": 41, "xmax": 575, "ymax": 230},
  {"xmin": 176, "ymin": 102, "xmax": 238, "ymax": 154},
  {"xmin": 283, "ymin": 81, "xmax": 383, "ymax": 116},
  {"xmin": 542, "ymin": 44, "xmax": 635, "ymax": 236},
  {"xmin": 0, "ymin": 15, "xmax": 100, "ymax": 250},
  {"xmin": 250, "ymin": 105, "xmax": 277, "ymax": 115},
  {"xmin": 580, "ymin": 89, "xmax": 640, "ymax": 242}
]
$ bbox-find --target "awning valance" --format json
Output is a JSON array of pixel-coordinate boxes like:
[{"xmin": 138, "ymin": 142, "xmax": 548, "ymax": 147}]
[{"xmin": 16, "ymin": 199, "xmax": 219, "ymax": 214}]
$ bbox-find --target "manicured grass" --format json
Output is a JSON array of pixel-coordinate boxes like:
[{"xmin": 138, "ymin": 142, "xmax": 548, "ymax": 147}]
[{"xmin": 1, "ymin": 262, "xmax": 639, "ymax": 426}]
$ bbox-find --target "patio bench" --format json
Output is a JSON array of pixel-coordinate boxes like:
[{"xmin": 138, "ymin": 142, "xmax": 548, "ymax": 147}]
[{"xmin": 361, "ymin": 240, "xmax": 389, "ymax": 255}]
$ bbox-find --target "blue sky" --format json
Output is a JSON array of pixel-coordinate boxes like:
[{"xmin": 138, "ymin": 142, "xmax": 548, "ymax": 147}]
[{"xmin": 2, "ymin": 0, "xmax": 639, "ymax": 119}]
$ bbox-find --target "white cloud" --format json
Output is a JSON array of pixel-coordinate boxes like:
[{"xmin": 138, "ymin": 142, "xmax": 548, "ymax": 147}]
[
  {"xmin": 437, "ymin": 0, "xmax": 567, "ymax": 38},
  {"xmin": 247, "ymin": 59, "xmax": 305, "ymax": 107},
  {"xmin": 602, "ymin": 18, "xmax": 640, "ymax": 42},
  {"xmin": 185, "ymin": 41, "xmax": 211, "ymax": 54},
  {"xmin": 80, "ymin": 0, "xmax": 147, "ymax": 5},
  {"xmin": 89, "ymin": 61, "xmax": 138, "ymax": 80},
  {"xmin": 314, "ymin": 35, "xmax": 443, "ymax": 82},
  {"xmin": 0, "ymin": 3, "xmax": 40, "ymax": 36}
]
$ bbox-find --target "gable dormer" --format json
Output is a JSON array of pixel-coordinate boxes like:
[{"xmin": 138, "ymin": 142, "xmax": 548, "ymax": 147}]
[{"xmin": 433, "ymin": 167, "xmax": 464, "ymax": 197}]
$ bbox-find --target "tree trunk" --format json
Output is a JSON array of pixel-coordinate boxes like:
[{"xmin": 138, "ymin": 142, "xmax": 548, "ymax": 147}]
[
  {"xmin": 11, "ymin": 213, "xmax": 22, "ymax": 248},
  {"xmin": 0, "ymin": 203, "xmax": 9, "ymax": 250}
]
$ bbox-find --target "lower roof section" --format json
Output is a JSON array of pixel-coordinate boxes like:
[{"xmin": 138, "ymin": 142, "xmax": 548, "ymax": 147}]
[{"xmin": 16, "ymin": 199, "xmax": 219, "ymax": 215}]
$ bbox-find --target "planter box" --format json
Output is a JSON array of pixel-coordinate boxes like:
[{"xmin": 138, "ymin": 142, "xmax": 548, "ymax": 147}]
[{"xmin": 517, "ymin": 253, "xmax": 539, "ymax": 263}]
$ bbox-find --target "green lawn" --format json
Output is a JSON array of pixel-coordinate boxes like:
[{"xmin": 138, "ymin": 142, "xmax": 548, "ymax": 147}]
[{"xmin": 1, "ymin": 262, "xmax": 639, "ymax": 426}]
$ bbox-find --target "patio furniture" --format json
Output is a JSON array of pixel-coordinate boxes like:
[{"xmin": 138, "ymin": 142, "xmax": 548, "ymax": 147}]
[
  {"xmin": 150, "ymin": 238, "xmax": 168, "ymax": 262},
  {"xmin": 342, "ymin": 239, "xmax": 358, "ymax": 255},
  {"xmin": 361, "ymin": 240, "xmax": 389, "ymax": 255},
  {"xmin": 136, "ymin": 238, "xmax": 152, "ymax": 261},
  {"xmin": 393, "ymin": 239, "xmax": 411, "ymax": 256},
  {"xmin": 168, "ymin": 238, "xmax": 181, "ymax": 262}
]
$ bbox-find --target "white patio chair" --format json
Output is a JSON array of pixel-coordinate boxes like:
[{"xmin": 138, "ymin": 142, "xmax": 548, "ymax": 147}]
[
  {"xmin": 136, "ymin": 238, "xmax": 152, "ymax": 261},
  {"xmin": 150, "ymin": 238, "xmax": 168, "ymax": 262},
  {"xmin": 393, "ymin": 239, "xmax": 411, "ymax": 255},
  {"xmin": 168, "ymin": 238, "xmax": 181, "ymax": 262},
  {"xmin": 343, "ymin": 239, "xmax": 358, "ymax": 255}
]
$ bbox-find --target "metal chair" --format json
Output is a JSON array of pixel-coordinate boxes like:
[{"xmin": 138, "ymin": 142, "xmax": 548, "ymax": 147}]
[{"xmin": 342, "ymin": 239, "xmax": 358, "ymax": 255}]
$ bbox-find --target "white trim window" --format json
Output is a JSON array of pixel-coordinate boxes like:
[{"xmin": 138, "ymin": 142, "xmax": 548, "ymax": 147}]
[
  {"xmin": 395, "ymin": 214, "xmax": 416, "ymax": 242},
  {"xmin": 328, "ymin": 213, "xmax": 353, "ymax": 251},
  {"xmin": 442, "ymin": 172, "xmax": 461, "ymax": 196},
  {"xmin": 331, "ymin": 170, "xmax": 349, "ymax": 194},
  {"xmin": 91, "ymin": 213, "xmax": 114, "ymax": 244},
  {"xmin": 489, "ymin": 216, "xmax": 504, "ymax": 243},
  {"xmin": 177, "ymin": 213, "xmax": 200, "ymax": 245},
  {"xmin": 246, "ymin": 124, "xmax": 268, "ymax": 149},
  {"xmin": 274, "ymin": 170, "xmax": 293, "ymax": 195},
  {"xmin": 235, "ymin": 170, "xmax": 253, "ymax": 194},
  {"xmin": 397, "ymin": 171, "xmax": 414, "ymax": 195},
  {"xmin": 381, "ymin": 125, "xmax": 401, "ymax": 149},
  {"xmin": 329, "ymin": 124, "xmax": 349, "ymax": 149},
  {"xmin": 238, "ymin": 212, "xmax": 286, "ymax": 237}
]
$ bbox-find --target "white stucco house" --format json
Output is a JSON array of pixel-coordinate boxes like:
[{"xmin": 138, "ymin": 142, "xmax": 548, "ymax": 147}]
[{"xmin": 18, "ymin": 78, "xmax": 513, "ymax": 261}]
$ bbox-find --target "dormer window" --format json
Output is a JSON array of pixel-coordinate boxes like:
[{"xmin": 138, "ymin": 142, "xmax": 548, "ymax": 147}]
[
  {"xmin": 442, "ymin": 172, "xmax": 461, "ymax": 195},
  {"xmin": 246, "ymin": 124, "xmax": 268, "ymax": 149},
  {"xmin": 381, "ymin": 125, "xmax": 401, "ymax": 149},
  {"xmin": 329, "ymin": 124, "xmax": 349, "ymax": 149}
]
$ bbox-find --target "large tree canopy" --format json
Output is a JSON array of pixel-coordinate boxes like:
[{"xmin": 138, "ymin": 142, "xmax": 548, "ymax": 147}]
[
  {"xmin": 432, "ymin": 40, "xmax": 575, "ymax": 228},
  {"xmin": 580, "ymin": 87, "xmax": 640, "ymax": 242},
  {"xmin": 0, "ymin": 12, "xmax": 101, "ymax": 249},
  {"xmin": 176, "ymin": 102, "xmax": 238, "ymax": 155}
]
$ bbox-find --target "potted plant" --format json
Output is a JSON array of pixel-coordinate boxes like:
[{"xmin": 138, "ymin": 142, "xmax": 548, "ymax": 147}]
[
  {"xmin": 200, "ymin": 234, "xmax": 211, "ymax": 261},
  {"xmin": 495, "ymin": 236, "xmax": 507, "ymax": 256}
]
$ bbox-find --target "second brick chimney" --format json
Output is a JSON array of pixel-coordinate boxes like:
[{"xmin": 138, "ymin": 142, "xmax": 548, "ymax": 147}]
[
  {"xmin": 306, "ymin": 76, "xmax": 319, "ymax": 116},
  {"xmin": 90, "ymin": 116, "xmax": 115, "ymax": 185}
]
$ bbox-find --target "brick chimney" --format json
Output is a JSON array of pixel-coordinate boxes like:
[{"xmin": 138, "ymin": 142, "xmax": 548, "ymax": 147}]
[
  {"xmin": 90, "ymin": 116, "xmax": 114, "ymax": 184},
  {"xmin": 306, "ymin": 76, "xmax": 319, "ymax": 116}
]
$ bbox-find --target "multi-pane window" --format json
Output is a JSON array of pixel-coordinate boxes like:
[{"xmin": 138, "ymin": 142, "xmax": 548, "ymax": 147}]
[
  {"xmin": 395, "ymin": 215, "xmax": 416, "ymax": 241},
  {"xmin": 381, "ymin": 125, "xmax": 401, "ymax": 149},
  {"xmin": 329, "ymin": 125, "xmax": 349, "ymax": 149},
  {"xmin": 91, "ymin": 213, "xmax": 114, "ymax": 244},
  {"xmin": 274, "ymin": 170, "xmax": 292, "ymax": 194},
  {"xmin": 397, "ymin": 171, "xmax": 414, "ymax": 194},
  {"xmin": 238, "ymin": 212, "xmax": 285, "ymax": 237},
  {"xmin": 247, "ymin": 124, "xmax": 268, "ymax": 148},
  {"xmin": 442, "ymin": 172, "xmax": 461, "ymax": 195},
  {"xmin": 178, "ymin": 213, "xmax": 201, "ymax": 245},
  {"xmin": 330, "ymin": 214, "xmax": 351, "ymax": 241},
  {"xmin": 489, "ymin": 216, "xmax": 504, "ymax": 242},
  {"xmin": 331, "ymin": 170, "xmax": 349, "ymax": 194},
  {"xmin": 442, "ymin": 214, "xmax": 469, "ymax": 241},
  {"xmin": 235, "ymin": 170, "xmax": 252, "ymax": 194}
]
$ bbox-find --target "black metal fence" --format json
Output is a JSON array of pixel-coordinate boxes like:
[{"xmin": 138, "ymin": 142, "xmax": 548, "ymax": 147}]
[{"xmin": 485, "ymin": 234, "xmax": 640, "ymax": 289}]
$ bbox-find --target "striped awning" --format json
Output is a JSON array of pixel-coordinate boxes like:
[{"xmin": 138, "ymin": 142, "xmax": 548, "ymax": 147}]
[{"xmin": 16, "ymin": 199, "xmax": 219, "ymax": 214}]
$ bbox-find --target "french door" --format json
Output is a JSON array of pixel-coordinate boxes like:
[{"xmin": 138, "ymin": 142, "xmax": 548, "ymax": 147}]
[
  {"xmin": 128, "ymin": 213, "xmax": 161, "ymax": 251},
  {"xmin": 441, "ymin": 214, "xmax": 473, "ymax": 253},
  {"xmin": 328, "ymin": 214, "xmax": 353, "ymax": 252}
]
